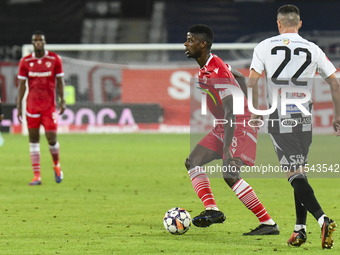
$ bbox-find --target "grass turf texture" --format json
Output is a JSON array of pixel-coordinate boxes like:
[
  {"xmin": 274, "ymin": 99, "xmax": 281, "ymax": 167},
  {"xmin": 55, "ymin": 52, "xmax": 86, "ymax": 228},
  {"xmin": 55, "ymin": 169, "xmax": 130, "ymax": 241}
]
[{"xmin": 0, "ymin": 133, "xmax": 339, "ymax": 254}]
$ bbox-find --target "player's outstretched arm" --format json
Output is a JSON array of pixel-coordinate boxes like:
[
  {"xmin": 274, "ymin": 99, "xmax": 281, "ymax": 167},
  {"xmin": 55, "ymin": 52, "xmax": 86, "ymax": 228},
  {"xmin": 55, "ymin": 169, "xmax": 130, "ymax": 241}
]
[
  {"xmin": 325, "ymin": 73, "xmax": 340, "ymax": 135},
  {"xmin": 16, "ymin": 79, "xmax": 27, "ymax": 123},
  {"xmin": 230, "ymin": 66, "xmax": 247, "ymax": 97},
  {"xmin": 56, "ymin": 77, "xmax": 66, "ymax": 115}
]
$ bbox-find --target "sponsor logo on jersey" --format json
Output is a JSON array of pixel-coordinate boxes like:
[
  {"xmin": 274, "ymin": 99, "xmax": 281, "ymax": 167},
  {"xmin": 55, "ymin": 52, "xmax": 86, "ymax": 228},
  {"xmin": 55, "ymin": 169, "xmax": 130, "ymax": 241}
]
[
  {"xmin": 38, "ymin": 60, "xmax": 42, "ymax": 64},
  {"xmin": 279, "ymin": 155, "xmax": 289, "ymax": 165},
  {"xmin": 283, "ymin": 39, "xmax": 290, "ymax": 45},
  {"xmin": 286, "ymin": 103, "xmax": 309, "ymax": 113},
  {"xmin": 289, "ymin": 154, "xmax": 305, "ymax": 165},
  {"xmin": 241, "ymin": 153, "xmax": 254, "ymax": 164},
  {"xmin": 214, "ymin": 68, "xmax": 219, "ymax": 74},
  {"xmin": 28, "ymin": 71, "xmax": 52, "ymax": 77},
  {"xmin": 46, "ymin": 61, "xmax": 52, "ymax": 68},
  {"xmin": 278, "ymin": 88, "xmax": 307, "ymax": 99},
  {"xmin": 282, "ymin": 116, "xmax": 311, "ymax": 125},
  {"xmin": 30, "ymin": 62, "xmax": 34, "ymax": 67}
]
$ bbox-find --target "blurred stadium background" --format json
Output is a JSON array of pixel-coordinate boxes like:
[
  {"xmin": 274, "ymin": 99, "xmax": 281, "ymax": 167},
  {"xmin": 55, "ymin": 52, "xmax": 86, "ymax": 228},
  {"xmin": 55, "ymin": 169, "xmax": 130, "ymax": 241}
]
[{"xmin": 1, "ymin": 0, "xmax": 340, "ymax": 135}]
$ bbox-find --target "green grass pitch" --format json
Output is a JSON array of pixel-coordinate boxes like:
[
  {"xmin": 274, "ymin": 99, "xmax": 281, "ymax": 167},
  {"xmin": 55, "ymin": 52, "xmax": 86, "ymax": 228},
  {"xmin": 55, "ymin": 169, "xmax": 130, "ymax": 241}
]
[{"xmin": 0, "ymin": 133, "xmax": 339, "ymax": 254}]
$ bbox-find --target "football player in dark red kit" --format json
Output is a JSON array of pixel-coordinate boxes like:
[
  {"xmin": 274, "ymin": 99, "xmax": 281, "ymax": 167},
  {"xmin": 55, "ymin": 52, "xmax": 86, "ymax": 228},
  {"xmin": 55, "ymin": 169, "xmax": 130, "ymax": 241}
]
[
  {"xmin": 17, "ymin": 31, "xmax": 65, "ymax": 185},
  {"xmin": 184, "ymin": 24, "xmax": 279, "ymax": 235}
]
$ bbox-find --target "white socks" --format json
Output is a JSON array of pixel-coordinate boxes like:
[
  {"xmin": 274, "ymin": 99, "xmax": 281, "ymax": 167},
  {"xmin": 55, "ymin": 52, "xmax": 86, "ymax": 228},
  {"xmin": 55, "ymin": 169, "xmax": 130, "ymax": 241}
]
[
  {"xmin": 206, "ymin": 206, "xmax": 219, "ymax": 211},
  {"xmin": 262, "ymin": 219, "xmax": 276, "ymax": 225},
  {"xmin": 318, "ymin": 214, "xmax": 326, "ymax": 228},
  {"xmin": 294, "ymin": 224, "xmax": 306, "ymax": 232}
]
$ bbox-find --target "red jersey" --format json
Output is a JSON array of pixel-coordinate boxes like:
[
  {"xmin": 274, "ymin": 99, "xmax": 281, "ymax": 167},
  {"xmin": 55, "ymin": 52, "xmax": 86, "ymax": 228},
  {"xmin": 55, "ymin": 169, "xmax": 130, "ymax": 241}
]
[
  {"xmin": 198, "ymin": 54, "xmax": 251, "ymax": 125},
  {"xmin": 18, "ymin": 50, "xmax": 64, "ymax": 113}
]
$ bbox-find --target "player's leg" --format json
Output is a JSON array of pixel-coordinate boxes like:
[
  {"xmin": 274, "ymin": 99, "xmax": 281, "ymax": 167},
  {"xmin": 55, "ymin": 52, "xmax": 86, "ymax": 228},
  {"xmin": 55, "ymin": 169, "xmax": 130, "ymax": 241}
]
[
  {"xmin": 26, "ymin": 112, "xmax": 42, "ymax": 185},
  {"xmin": 287, "ymin": 170, "xmax": 308, "ymax": 246},
  {"xmin": 224, "ymin": 161, "xmax": 279, "ymax": 235},
  {"xmin": 271, "ymin": 132, "xmax": 336, "ymax": 248},
  {"xmin": 28, "ymin": 127, "xmax": 41, "ymax": 185},
  {"xmin": 185, "ymin": 132, "xmax": 225, "ymax": 227},
  {"xmin": 288, "ymin": 169, "xmax": 336, "ymax": 249},
  {"xmin": 45, "ymin": 131, "xmax": 59, "ymax": 166},
  {"xmin": 270, "ymin": 132, "xmax": 309, "ymax": 244},
  {"xmin": 286, "ymin": 167, "xmax": 337, "ymax": 248},
  {"xmin": 290, "ymin": 132, "xmax": 336, "ymax": 249},
  {"xmin": 43, "ymin": 110, "xmax": 63, "ymax": 183},
  {"xmin": 227, "ymin": 129, "xmax": 279, "ymax": 235},
  {"xmin": 287, "ymin": 190, "xmax": 307, "ymax": 246}
]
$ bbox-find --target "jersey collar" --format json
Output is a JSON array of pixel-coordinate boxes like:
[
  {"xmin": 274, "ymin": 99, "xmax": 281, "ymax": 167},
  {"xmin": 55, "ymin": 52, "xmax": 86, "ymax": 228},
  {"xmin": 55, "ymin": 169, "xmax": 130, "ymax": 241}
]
[
  {"xmin": 32, "ymin": 50, "xmax": 48, "ymax": 59},
  {"xmin": 280, "ymin": 33, "xmax": 299, "ymax": 36},
  {"xmin": 201, "ymin": 54, "xmax": 213, "ymax": 70}
]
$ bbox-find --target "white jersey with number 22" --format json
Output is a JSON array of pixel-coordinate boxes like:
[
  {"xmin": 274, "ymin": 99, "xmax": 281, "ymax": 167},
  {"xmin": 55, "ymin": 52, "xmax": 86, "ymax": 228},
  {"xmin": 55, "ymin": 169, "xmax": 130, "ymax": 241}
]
[{"xmin": 250, "ymin": 33, "xmax": 336, "ymax": 133}]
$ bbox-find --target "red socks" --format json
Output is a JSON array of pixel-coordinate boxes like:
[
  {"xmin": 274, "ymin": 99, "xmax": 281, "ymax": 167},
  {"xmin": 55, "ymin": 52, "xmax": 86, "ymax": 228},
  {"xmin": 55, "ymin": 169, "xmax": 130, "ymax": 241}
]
[
  {"xmin": 188, "ymin": 167, "xmax": 218, "ymax": 210},
  {"xmin": 29, "ymin": 143, "xmax": 40, "ymax": 177},
  {"xmin": 232, "ymin": 179, "xmax": 272, "ymax": 223}
]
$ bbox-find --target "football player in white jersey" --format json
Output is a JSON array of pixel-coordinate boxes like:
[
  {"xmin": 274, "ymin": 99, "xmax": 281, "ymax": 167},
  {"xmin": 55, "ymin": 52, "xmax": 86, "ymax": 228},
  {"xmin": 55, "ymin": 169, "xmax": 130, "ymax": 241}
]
[{"xmin": 248, "ymin": 4, "xmax": 340, "ymax": 249}]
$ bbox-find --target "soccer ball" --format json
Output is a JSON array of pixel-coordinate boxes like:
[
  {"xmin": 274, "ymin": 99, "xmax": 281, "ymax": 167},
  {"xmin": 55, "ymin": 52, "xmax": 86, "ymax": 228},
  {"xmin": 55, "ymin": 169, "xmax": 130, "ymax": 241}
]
[{"xmin": 163, "ymin": 207, "xmax": 191, "ymax": 235}]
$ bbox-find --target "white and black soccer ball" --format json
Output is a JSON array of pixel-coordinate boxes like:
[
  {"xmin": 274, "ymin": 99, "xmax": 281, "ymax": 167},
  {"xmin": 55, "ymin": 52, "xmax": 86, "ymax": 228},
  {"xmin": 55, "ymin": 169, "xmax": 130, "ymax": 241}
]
[{"xmin": 163, "ymin": 207, "xmax": 191, "ymax": 235}]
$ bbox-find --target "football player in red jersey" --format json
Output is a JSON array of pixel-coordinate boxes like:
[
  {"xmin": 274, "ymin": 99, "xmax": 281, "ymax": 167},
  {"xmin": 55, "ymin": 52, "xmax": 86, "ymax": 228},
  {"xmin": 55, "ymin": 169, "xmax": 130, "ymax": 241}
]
[
  {"xmin": 184, "ymin": 24, "xmax": 279, "ymax": 235},
  {"xmin": 17, "ymin": 31, "xmax": 65, "ymax": 185}
]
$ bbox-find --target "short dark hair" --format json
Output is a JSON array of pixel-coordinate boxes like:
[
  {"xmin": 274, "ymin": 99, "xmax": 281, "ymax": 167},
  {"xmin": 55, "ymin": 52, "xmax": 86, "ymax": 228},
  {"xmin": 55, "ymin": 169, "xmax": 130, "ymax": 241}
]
[
  {"xmin": 277, "ymin": 5, "xmax": 300, "ymax": 16},
  {"xmin": 277, "ymin": 5, "xmax": 300, "ymax": 27},
  {"xmin": 32, "ymin": 30, "xmax": 45, "ymax": 36},
  {"xmin": 188, "ymin": 24, "xmax": 214, "ymax": 49}
]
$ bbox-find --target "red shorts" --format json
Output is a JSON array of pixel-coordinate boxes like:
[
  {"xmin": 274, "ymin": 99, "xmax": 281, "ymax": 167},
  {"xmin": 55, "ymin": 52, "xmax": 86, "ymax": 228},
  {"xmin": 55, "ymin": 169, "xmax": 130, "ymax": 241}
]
[
  {"xmin": 198, "ymin": 126, "xmax": 257, "ymax": 166},
  {"xmin": 26, "ymin": 108, "xmax": 58, "ymax": 132}
]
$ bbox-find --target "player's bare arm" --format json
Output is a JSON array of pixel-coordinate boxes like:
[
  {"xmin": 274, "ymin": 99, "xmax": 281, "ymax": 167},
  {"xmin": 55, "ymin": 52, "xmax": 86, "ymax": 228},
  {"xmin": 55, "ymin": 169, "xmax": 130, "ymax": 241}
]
[
  {"xmin": 325, "ymin": 73, "xmax": 340, "ymax": 134},
  {"xmin": 56, "ymin": 76, "xmax": 66, "ymax": 115},
  {"xmin": 247, "ymin": 69, "xmax": 261, "ymax": 112},
  {"xmin": 230, "ymin": 66, "xmax": 247, "ymax": 97},
  {"xmin": 247, "ymin": 69, "xmax": 262, "ymax": 130},
  {"xmin": 17, "ymin": 79, "xmax": 27, "ymax": 123}
]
